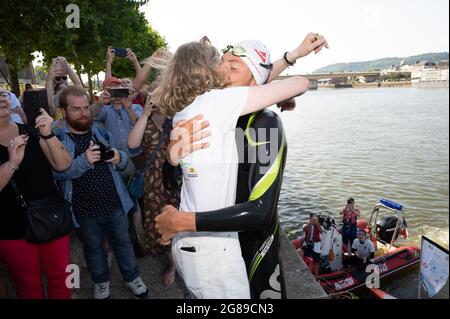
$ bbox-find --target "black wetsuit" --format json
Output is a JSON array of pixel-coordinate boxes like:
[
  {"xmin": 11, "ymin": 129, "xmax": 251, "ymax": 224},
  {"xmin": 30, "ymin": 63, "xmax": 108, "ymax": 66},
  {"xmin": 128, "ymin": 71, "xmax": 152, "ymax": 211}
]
[{"xmin": 196, "ymin": 109, "xmax": 287, "ymax": 299}]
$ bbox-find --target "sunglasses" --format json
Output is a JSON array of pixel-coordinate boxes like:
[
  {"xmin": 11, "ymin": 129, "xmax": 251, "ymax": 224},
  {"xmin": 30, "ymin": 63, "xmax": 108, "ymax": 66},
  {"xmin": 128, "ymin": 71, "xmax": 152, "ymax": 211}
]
[
  {"xmin": 221, "ymin": 45, "xmax": 273, "ymax": 70},
  {"xmin": 55, "ymin": 76, "xmax": 68, "ymax": 81}
]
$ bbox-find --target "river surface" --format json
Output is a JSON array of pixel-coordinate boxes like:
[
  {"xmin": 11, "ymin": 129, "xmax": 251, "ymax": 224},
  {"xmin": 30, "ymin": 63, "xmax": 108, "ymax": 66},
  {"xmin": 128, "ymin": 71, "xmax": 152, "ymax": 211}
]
[{"xmin": 276, "ymin": 87, "xmax": 449, "ymax": 299}]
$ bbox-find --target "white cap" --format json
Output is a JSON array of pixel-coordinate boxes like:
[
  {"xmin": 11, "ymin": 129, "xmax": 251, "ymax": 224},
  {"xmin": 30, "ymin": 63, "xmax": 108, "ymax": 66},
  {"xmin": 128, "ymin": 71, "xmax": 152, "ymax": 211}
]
[{"xmin": 233, "ymin": 40, "xmax": 272, "ymax": 85}]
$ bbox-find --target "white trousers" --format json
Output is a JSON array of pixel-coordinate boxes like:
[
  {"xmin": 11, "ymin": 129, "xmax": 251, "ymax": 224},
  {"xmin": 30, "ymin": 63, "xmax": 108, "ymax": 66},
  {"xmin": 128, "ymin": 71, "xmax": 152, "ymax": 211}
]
[{"xmin": 172, "ymin": 233, "xmax": 250, "ymax": 299}]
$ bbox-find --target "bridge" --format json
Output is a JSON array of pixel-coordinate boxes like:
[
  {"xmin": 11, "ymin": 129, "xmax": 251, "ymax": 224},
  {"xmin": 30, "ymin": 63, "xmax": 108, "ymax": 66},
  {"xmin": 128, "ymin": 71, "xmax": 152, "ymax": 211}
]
[
  {"xmin": 277, "ymin": 71, "xmax": 383, "ymax": 90},
  {"xmin": 277, "ymin": 71, "xmax": 381, "ymax": 80}
]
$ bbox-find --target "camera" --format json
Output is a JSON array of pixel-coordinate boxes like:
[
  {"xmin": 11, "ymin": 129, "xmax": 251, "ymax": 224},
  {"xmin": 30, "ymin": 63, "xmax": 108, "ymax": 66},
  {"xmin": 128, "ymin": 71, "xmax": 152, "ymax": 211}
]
[
  {"xmin": 92, "ymin": 136, "xmax": 115, "ymax": 162},
  {"xmin": 108, "ymin": 87, "xmax": 130, "ymax": 98}
]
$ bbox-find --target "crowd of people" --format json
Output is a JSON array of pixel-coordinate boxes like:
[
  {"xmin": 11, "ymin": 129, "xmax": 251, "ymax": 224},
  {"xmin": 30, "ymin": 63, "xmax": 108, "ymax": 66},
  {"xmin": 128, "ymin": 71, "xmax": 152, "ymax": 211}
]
[{"xmin": 0, "ymin": 32, "xmax": 329, "ymax": 299}]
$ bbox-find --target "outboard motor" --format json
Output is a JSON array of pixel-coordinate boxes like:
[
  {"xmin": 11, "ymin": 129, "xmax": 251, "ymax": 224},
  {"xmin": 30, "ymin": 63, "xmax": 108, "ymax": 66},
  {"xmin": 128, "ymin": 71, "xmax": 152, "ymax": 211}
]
[
  {"xmin": 376, "ymin": 216, "xmax": 399, "ymax": 243},
  {"xmin": 318, "ymin": 214, "xmax": 336, "ymax": 231}
]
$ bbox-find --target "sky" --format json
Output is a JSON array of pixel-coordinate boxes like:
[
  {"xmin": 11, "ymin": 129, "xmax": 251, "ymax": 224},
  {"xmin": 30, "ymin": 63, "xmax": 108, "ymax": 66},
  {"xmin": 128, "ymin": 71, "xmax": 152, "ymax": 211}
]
[{"xmin": 142, "ymin": 0, "xmax": 449, "ymax": 74}]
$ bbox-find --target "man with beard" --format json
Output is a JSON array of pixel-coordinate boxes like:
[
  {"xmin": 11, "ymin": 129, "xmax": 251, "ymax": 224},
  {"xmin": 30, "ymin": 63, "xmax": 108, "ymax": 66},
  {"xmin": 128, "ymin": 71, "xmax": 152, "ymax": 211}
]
[{"xmin": 53, "ymin": 86, "xmax": 149, "ymax": 299}]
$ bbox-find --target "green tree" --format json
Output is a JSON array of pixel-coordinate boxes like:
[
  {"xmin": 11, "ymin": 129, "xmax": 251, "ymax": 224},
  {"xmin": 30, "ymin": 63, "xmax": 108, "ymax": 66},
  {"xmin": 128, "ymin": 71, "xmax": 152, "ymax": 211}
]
[
  {"xmin": 39, "ymin": 0, "xmax": 165, "ymax": 99},
  {"xmin": 1, "ymin": 0, "xmax": 165, "ymax": 98}
]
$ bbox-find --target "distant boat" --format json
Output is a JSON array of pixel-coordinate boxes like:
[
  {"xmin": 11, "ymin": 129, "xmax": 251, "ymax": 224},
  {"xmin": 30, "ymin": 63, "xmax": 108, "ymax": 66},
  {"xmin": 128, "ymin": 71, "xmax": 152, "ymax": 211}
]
[{"xmin": 292, "ymin": 198, "xmax": 420, "ymax": 297}]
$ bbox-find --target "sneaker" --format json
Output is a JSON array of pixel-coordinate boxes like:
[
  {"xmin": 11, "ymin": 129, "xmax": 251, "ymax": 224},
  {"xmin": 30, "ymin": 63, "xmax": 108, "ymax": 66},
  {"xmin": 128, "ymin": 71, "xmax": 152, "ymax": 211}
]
[
  {"xmin": 94, "ymin": 281, "xmax": 111, "ymax": 299},
  {"xmin": 126, "ymin": 277, "xmax": 149, "ymax": 299}
]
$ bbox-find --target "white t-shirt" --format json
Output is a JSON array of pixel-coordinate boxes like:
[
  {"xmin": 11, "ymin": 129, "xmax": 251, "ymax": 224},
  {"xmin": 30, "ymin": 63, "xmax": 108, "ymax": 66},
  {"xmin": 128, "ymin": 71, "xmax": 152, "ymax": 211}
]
[
  {"xmin": 352, "ymin": 239, "xmax": 375, "ymax": 259},
  {"xmin": 173, "ymin": 87, "xmax": 249, "ymax": 235}
]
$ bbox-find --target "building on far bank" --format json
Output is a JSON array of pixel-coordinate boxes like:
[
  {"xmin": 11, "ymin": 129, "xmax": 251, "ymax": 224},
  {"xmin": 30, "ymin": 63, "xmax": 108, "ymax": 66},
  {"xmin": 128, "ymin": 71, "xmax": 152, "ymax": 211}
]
[{"xmin": 411, "ymin": 61, "xmax": 449, "ymax": 88}]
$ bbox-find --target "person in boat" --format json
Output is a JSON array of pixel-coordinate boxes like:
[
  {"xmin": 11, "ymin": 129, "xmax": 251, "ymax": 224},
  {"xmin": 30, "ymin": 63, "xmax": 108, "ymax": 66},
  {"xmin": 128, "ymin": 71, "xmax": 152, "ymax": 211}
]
[
  {"xmin": 340, "ymin": 198, "xmax": 360, "ymax": 251},
  {"xmin": 348, "ymin": 229, "xmax": 375, "ymax": 270},
  {"xmin": 301, "ymin": 213, "xmax": 323, "ymax": 277}
]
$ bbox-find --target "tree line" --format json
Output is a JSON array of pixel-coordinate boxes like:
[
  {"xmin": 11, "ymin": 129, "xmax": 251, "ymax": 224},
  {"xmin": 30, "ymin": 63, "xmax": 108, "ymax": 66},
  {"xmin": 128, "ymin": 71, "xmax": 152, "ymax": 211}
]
[{"xmin": 0, "ymin": 0, "xmax": 165, "ymax": 97}]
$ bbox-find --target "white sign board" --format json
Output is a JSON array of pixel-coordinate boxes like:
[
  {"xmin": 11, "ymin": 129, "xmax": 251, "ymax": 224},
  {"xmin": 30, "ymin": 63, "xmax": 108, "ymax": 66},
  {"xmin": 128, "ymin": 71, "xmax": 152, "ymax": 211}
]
[{"xmin": 420, "ymin": 236, "xmax": 449, "ymax": 298}]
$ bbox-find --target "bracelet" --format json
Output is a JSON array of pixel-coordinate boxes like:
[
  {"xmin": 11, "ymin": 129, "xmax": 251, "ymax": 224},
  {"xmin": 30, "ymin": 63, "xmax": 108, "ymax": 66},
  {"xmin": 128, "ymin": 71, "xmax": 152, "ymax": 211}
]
[
  {"xmin": 6, "ymin": 161, "xmax": 18, "ymax": 171},
  {"xmin": 283, "ymin": 51, "xmax": 296, "ymax": 66},
  {"xmin": 40, "ymin": 132, "xmax": 56, "ymax": 140}
]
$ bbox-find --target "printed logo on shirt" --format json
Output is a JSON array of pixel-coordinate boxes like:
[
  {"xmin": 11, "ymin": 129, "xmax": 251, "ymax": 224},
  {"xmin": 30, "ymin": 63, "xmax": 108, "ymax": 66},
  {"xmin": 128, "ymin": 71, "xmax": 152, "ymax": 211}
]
[{"xmin": 187, "ymin": 166, "xmax": 198, "ymax": 178}]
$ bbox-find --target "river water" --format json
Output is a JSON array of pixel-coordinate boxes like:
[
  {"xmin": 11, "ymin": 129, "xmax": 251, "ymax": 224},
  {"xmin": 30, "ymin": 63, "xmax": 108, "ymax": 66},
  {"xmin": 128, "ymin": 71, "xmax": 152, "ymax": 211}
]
[{"xmin": 276, "ymin": 87, "xmax": 449, "ymax": 298}]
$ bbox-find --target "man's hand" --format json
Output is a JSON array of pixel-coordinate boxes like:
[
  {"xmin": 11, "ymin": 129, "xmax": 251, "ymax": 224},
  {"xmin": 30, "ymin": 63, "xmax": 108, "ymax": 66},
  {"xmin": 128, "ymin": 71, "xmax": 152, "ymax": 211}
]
[
  {"xmin": 121, "ymin": 96, "xmax": 134, "ymax": 110},
  {"xmin": 289, "ymin": 33, "xmax": 329, "ymax": 61},
  {"xmin": 168, "ymin": 114, "xmax": 211, "ymax": 165},
  {"xmin": 100, "ymin": 91, "xmax": 111, "ymax": 105},
  {"xmin": 85, "ymin": 141, "xmax": 101, "ymax": 165},
  {"xmin": 107, "ymin": 46, "xmax": 116, "ymax": 63},
  {"xmin": 155, "ymin": 205, "xmax": 196, "ymax": 245},
  {"xmin": 35, "ymin": 109, "xmax": 54, "ymax": 137},
  {"xmin": 105, "ymin": 148, "xmax": 121, "ymax": 165}
]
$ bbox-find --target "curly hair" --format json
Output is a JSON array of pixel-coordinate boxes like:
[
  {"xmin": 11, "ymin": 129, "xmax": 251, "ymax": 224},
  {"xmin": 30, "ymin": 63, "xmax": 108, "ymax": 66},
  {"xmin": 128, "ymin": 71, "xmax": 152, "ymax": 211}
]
[{"xmin": 151, "ymin": 41, "xmax": 229, "ymax": 117}]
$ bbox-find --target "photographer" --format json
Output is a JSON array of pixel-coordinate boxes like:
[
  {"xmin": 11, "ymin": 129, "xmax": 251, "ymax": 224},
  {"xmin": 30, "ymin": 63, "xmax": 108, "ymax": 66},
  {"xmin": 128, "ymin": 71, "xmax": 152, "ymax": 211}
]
[
  {"xmin": 0, "ymin": 92, "xmax": 72, "ymax": 299},
  {"xmin": 91, "ymin": 77, "xmax": 143, "ymax": 157},
  {"xmin": 53, "ymin": 86, "xmax": 149, "ymax": 299}
]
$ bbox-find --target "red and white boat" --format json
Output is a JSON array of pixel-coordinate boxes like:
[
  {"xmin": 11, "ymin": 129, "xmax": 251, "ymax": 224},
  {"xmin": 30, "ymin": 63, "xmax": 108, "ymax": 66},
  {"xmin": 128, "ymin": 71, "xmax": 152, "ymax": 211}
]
[{"xmin": 293, "ymin": 199, "xmax": 421, "ymax": 297}]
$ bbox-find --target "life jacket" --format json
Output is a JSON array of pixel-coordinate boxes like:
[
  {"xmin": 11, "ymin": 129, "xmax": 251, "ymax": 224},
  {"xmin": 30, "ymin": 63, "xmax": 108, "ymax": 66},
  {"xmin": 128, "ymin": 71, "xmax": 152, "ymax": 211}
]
[
  {"xmin": 342, "ymin": 208, "xmax": 358, "ymax": 225},
  {"xmin": 305, "ymin": 223, "xmax": 321, "ymax": 243}
]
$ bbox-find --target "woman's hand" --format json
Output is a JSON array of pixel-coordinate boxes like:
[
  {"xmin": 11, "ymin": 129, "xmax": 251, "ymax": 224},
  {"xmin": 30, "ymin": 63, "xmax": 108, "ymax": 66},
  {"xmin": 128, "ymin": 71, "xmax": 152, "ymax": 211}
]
[
  {"xmin": 7, "ymin": 135, "xmax": 29, "ymax": 168},
  {"xmin": 35, "ymin": 109, "xmax": 54, "ymax": 137},
  {"xmin": 167, "ymin": 114, "xmax": 211, "ymax": 165},
  {"xmin": 107, "ymin": 46, "xmax": 116, "ymax": 63},
  {"xmin": 143, "ymin": 97, "xmax": 156, "ymax": 118},
  {"xmin": 126, "ymin": 48, "xmax": 139, "ymax": 64}
]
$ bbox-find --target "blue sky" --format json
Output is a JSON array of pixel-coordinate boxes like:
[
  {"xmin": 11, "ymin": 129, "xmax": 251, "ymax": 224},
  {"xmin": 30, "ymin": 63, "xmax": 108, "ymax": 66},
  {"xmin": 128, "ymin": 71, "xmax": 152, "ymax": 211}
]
[{"xmin": 143, "ymin": 0, "xmax": 449, "ymax": 74}]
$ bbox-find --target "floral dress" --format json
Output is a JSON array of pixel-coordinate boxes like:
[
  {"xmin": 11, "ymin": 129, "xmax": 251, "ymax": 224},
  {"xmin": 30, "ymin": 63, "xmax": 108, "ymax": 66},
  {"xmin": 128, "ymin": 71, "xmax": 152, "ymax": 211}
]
[{"xmin": 141, "ymin": 113, "xmax": 180, "ymax": 255}]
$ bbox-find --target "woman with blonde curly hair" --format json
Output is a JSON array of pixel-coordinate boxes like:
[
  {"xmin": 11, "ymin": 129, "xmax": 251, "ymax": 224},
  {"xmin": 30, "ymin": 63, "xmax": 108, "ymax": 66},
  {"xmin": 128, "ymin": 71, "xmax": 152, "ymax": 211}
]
[{"xmin": 152, "ymin": 40, "xmax": 310, "ymax": 299}]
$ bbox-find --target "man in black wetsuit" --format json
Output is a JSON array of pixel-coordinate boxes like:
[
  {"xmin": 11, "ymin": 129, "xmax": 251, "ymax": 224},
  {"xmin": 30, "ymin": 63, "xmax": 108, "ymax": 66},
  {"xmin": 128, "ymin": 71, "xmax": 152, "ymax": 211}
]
[{"xmin": 155, "ymin": 33, "xmax": 329, "ymax": 299}]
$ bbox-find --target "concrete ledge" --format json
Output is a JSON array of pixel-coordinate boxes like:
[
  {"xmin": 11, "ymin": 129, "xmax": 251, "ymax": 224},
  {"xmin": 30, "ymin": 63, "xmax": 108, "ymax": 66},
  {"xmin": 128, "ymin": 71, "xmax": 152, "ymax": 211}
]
[{"xmin": 280, "ymin": 231, "xmax": 329, "ymax": 299}]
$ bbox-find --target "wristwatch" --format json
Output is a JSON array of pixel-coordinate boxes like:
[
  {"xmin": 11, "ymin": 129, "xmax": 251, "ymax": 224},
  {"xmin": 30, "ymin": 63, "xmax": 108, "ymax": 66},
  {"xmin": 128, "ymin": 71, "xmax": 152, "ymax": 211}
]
[{"xmin": 40, "ymin": 132, "xmax": 56, "ymax": 140}]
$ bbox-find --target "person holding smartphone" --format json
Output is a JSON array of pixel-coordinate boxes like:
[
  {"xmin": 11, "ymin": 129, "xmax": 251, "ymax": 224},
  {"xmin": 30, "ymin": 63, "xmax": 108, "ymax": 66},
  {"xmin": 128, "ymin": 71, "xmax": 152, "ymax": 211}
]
[
  {"xmin": 0, "ymin": 92, "xmax": 72, "ymax": 299},
  {"xmin": 45, "ymin": 56, "xmax": 83, "ymax": 122}
]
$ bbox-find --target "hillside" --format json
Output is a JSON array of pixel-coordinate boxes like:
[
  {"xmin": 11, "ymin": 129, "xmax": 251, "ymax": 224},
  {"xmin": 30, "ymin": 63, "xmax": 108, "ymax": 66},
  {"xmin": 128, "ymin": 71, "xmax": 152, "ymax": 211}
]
[{"xmin": 314, "ymin": 52, "xmax": 449, "ymax": 73}]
